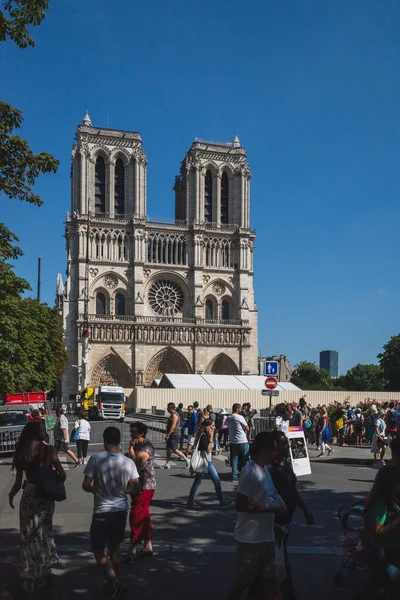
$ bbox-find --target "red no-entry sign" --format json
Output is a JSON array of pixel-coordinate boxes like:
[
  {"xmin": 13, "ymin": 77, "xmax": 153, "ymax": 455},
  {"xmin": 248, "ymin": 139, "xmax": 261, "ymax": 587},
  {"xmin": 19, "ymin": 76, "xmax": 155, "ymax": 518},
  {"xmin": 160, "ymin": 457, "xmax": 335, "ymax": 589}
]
[{"xmin": 265, "ymin": 377, "xmax": 278, "ymax": 390}]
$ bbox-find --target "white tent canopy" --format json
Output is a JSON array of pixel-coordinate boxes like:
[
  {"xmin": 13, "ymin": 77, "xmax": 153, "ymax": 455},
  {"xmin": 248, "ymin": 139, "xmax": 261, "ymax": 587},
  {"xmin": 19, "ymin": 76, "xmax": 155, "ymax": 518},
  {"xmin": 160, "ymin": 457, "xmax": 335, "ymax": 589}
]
[{"xmin": 157, "ymin": 374, "xmax": 301, "ymax": 391}]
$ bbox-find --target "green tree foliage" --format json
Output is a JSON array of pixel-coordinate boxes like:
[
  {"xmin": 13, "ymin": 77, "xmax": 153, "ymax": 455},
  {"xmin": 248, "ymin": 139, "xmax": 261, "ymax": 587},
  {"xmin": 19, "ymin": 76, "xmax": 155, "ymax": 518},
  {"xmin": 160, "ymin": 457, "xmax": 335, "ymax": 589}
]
[
  {"xmin": 291, "ymin": 361, "xmax": 334, "ymax": 390},
  {"xmin": 0, "ymin": 1, "xmax": 58, "ymax": 207},
  {"xmin": 340, "ymin": 363, "xmax": 387, "ymax": 391},
  {"xmin": 0, "ymin": 1, "xmax": 50, "ymax": 48},
  {"xmin": 0, "ymin": 103, "xmax": 59, "ymax": 206},
  {"xmin": 378, "ymin": 335, "xmax": 400, "ymax": 391},
  {"xmin": 0, "ymin": 223, "xmax": 68, "ymax": 394}
]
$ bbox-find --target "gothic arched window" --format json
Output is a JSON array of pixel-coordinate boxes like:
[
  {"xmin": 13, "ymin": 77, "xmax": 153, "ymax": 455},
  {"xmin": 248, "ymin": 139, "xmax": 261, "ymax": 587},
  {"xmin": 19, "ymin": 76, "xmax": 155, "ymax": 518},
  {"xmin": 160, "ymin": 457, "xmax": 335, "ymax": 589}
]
[
  {"xmin": 221, "ymin": 172, "xmax": 229, "ymax": 225},
  {"xmin": 95, "ymin": 156, "xmax": 106, "ymax": 216},
  {"xmin": 96, "ymin": 292, "xmax": 106, "ymax": 315},
  {"xmin": 221, "ymin": 298, "xmax": 230, "ymax": 320},
  {"xmin": 115, "ymin": 293, "xmax": 126, "ymax": 316},
  {"xmin": 205, "ymin": 299, "xmax": 214, "ymax": 320},
  {"xmin": 114, "ymin": 158, "xmax": 125, "ymax": 216},
  {"xmin": 204, "ymin": 170, "xmax": 213, "ymax": 223}
]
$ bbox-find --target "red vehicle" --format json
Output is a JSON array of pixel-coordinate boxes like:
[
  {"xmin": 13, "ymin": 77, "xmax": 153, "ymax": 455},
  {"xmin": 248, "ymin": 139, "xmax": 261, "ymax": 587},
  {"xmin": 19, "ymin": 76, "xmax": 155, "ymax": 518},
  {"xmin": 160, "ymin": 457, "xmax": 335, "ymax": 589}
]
[{"xmin": 6, "ymin": 392, "xmax": 48, "ymax": 414}]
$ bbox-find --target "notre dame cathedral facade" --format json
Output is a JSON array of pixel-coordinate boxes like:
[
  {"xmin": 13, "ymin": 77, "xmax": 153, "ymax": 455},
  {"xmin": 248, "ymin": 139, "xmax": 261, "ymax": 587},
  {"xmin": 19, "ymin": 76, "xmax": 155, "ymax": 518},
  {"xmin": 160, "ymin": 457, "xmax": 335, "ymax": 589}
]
[{"xmin": 61, "ymin": 112, "xmax": 258, "ymax": 400}]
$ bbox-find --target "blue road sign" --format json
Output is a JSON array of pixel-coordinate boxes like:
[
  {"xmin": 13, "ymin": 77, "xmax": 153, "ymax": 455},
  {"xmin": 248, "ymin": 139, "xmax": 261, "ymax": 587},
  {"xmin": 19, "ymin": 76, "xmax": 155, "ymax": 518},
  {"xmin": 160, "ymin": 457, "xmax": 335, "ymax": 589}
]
[{"xmin": 264, "ymin": 361, "xmax": 278, "ymax": 376}]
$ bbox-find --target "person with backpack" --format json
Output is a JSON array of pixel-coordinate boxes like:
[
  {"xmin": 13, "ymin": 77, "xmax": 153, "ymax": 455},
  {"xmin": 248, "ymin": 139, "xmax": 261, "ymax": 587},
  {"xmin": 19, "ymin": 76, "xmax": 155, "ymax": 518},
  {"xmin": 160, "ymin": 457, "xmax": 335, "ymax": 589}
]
[
  {"xmin": 385, "ymin": 402, "xmax": 397, "ymax": 443},
  {"xmin": 335, "ymin": 409, "xmax": 347, "ymax": 447},
  {"xmin": 354, "ymin": 408, "xmax": 364, "ymax": 446}
]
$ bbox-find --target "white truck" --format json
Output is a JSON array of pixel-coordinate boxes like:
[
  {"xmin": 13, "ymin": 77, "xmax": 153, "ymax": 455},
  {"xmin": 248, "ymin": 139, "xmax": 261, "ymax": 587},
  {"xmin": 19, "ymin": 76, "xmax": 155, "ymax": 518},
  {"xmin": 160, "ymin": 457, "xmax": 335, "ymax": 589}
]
[{"xmin": 96, "ymin": 386, "xmax": 126, "ymax": 422}]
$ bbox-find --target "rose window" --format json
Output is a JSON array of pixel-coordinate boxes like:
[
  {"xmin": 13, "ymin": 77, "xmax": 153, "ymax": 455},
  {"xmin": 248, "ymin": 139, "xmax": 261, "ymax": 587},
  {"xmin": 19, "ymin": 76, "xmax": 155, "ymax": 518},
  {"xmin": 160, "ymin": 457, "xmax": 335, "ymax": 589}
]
[{"xmin": 148, "ymin": 279, "xmax": 184, "ymax": 316}]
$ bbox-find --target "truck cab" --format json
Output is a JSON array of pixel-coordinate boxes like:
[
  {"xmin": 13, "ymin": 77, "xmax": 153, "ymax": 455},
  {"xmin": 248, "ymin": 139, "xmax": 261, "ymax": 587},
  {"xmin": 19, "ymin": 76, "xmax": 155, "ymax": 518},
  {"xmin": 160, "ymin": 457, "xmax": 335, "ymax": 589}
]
[{"xmin": 97, "ymin": 386, "xmax": 126, "ymax": 422}]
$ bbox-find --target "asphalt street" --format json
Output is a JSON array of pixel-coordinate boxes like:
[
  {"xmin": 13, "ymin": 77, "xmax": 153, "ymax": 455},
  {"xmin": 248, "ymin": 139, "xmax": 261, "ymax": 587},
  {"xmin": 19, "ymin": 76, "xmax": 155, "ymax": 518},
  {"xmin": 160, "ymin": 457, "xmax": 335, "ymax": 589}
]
[{"xmin": 0, "ymin": 421, "xmax": 378, "ymax": 599}]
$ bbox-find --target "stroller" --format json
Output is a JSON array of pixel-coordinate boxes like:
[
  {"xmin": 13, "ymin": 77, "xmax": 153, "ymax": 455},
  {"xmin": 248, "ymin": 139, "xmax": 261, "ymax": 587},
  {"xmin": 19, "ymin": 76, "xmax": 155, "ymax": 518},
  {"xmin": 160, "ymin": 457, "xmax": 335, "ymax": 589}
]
[{"xmin": 333, "ymin": 502, "xmax": 369, "ymax": 591}]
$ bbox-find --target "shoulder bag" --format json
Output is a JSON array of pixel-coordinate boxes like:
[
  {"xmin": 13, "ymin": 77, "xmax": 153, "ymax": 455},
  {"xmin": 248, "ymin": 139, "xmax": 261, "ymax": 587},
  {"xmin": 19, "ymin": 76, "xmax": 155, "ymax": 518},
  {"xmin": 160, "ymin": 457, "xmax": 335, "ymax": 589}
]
[
  {"xmin": 71, "ymin": 420, "xmax": 80, "ymax": 442},
  {"xmin": 189, "ymin": 436, "xmax": 209, "ymax": 475},
  {"xmin": 35, "ymin": 446, "xmax": 67, "ymax": 502}
]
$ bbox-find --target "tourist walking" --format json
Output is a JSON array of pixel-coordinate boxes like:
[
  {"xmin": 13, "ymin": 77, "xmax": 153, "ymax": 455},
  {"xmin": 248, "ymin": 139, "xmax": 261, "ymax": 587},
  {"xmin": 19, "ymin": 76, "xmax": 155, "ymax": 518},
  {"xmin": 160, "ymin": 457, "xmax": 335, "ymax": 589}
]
[
  {"xmin": 38, "ymin": 407, "xmax": 50, "ymax": 443},
  {"xmin": 164, "ymin": 403, "xmax": 190, "ymax": 469},
  {"xmin": 385, "ymin": 402, "xmax": 398, "ymax": 444},
  {"xmin": 73, "ymin": 410, "xmax": 91, "ymax": 465},
  {"xmin": 9, "ymin": 422, "xmax": 65, "ymax": 593},
  {"xmin": 318, "ymin": 407, "xmax": 333, "ymax": 457},
  {"xmin": 185, "ymin": 404, "xmax": 199, "ymax": 454},
  {"xmin": 218, "ymin": 409, "xmax": 229, "ymax": 450},
  {"xmin": 226, "ymin": 431, "xmax": 286, "ymax": 600},
  {"xmin": 186, "ymin": 419, "xmax": 231, "ymax": 508},
  {"xmin": 123, "ymin": 422, "xmax": 156, "ymax": 561},
  {"xmin": 176, "ymin": 403, "xmax": 185, "ymax": 449},
  {"xmin": 205, "ymin": 404, "xmax": 221, "ymax": 454},
  {"xmin": 53, "ymin": 408, "xmax": 80, "ymax": 467},
  {"xmin": 371, "ymin": 409, "xmax": 388, "ymax": 468},
  {"xmin": 269, "ymin": 431, "xmax": 314, "ymax": 600},
  {"xmin": 286, "ymin": 403, "xmax": 303, "ymax": 427},
  {"xmin": 274, "ymin": 404, "xmax": 290, "ymax": 434},
  {"xmin": 82, "ymin": 426, "xmax": 140, "ymax": 599},
  {"xmin": 227, "ymin": 403, "xmax": 250, "ymax": 481}
]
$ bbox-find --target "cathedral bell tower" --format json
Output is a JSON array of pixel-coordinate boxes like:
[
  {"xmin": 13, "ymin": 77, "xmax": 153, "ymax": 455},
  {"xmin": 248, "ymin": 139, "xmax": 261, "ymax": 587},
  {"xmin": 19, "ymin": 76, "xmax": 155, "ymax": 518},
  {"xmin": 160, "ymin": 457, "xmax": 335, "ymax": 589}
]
[
  {"xmin": 174, "ymin": 134, "xmax": 251, "ymax": 229},
  {"xmin": 71, "ymin": 111, "xmax": 147, "ymax": 219}
]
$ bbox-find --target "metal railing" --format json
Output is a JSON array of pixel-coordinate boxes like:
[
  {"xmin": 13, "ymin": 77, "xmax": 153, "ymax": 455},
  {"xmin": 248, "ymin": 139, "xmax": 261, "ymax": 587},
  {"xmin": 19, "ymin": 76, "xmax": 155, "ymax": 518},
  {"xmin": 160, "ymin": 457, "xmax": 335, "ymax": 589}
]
[
  {"xmin": 126, "ymin": 413, "xmax": 276, "ymax": 444},
  {"xmin": 0, "ymin": 425, "xmax": 25, "ymax": 454},
  {"xmin": 126, "ymin": 414, "xmax": 167, "ymax": 444}
]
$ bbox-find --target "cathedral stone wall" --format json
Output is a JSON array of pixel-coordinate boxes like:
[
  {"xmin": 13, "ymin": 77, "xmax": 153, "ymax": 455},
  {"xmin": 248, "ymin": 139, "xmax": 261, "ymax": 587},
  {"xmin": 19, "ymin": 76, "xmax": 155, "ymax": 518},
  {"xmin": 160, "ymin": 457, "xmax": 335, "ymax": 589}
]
[{"xmin": 61, "ymin": 115, "xmax": 258, "ymax": 400}]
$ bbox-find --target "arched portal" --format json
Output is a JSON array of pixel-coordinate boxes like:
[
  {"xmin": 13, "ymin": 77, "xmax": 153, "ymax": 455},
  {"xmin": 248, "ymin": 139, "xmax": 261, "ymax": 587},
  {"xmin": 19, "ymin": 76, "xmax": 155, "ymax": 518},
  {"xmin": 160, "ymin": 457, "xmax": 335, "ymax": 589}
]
[
  {"xmin": 144, "ymin": 347, "xmax": 192, "ymax": 386},
  {"xmin": 205, "ymin": 353, "xmax": 239, "ymax": 375},
  {"xmin": 91, "ymin": 353, "xmax": 133, "ymax": 387}
]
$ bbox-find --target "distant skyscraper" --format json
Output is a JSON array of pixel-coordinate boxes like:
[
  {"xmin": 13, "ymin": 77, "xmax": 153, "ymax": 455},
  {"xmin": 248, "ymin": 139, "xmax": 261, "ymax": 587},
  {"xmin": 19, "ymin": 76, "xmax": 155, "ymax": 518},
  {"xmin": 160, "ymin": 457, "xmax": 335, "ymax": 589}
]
[{"xmin": 319, "ymin": 350, "xmax": 339, "ymax": 377}]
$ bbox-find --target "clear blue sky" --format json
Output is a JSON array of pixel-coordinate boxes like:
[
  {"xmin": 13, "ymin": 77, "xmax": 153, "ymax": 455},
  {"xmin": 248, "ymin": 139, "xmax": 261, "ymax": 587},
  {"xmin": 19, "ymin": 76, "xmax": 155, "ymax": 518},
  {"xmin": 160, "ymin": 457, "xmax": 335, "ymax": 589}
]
[{"xmin": 1, "ymin": 0, "xmax": 400, "ymax": 374}]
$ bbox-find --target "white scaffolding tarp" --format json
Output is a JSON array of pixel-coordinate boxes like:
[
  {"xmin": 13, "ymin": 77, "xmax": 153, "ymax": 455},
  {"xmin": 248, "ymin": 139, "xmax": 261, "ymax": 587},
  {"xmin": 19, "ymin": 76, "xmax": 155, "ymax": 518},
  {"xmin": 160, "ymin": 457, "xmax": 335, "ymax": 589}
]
[{"xmin": 158, "ymin": 374, "xmax": 301, "ymax": 391}]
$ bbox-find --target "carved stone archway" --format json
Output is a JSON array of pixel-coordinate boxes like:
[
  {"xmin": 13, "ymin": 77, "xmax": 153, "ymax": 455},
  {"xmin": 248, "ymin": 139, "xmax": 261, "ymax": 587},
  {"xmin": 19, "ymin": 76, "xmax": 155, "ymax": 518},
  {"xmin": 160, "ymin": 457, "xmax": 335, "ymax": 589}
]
[
  {"xmin": 144, "ymin": 347, "xmax": 192, "ymax": 387},
  {"xmin": 91, "ymin": 353, "xmax": 133, "ymax": 387},
  {"xmin": 205, "ymin": 353, "xmax": 239, "ymax": 375}
]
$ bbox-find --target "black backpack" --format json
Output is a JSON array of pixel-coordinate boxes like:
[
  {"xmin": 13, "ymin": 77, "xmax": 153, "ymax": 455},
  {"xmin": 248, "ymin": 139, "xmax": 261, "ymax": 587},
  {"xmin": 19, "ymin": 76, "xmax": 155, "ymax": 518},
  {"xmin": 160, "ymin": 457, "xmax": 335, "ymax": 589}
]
[{"xmin": 214, "ymin": 412, "xmax": 223, "ymax": 429}]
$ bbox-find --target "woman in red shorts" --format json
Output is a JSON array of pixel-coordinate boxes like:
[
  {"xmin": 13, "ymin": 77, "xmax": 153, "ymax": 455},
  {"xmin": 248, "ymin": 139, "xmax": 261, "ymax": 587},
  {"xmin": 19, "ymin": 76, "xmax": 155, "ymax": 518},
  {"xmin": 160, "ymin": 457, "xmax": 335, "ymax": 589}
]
[{"xmin": 123, "ymin": 421, "xmax": 156, "ymax": 561}]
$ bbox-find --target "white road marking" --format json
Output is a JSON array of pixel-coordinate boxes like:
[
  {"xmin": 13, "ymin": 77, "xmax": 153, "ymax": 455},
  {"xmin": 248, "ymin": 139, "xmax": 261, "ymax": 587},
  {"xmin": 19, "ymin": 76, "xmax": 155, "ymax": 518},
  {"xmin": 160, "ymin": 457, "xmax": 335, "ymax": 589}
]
[{"xmin": 0, "ymin": 543, "xmax": 344, "ymax": 556}]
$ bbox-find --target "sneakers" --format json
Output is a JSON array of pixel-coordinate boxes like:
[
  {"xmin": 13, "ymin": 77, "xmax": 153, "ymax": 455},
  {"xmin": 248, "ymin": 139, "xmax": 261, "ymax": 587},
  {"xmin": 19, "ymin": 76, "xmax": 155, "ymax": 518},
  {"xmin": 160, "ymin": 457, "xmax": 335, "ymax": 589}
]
[
  {"xmin": 186, "ymin": 501, "xmax": 200, "ymax": 508},
  {"xmin": 112, "ymin": 582, "xmax": 127, "ymax": 600},
  {"xmin": 318, "ymin": 453, "xmax": 326, "ymax": 457},
  {"xmin": 328, "ymin": 448, "xmax": 334, "ymax": 456},
  {"xmin": 103, "ymin": 581, "xmax": 127, "ymax": 599},
  {"xmin": 163, "ymin": 463, "xmax": 171, "ymax": 469},
  {"xmin": 219, "ymin": 499, "xmax": 233, "ymax": 507},
  {"xmin": 185, "ymin": 460, "xmax": 190, "ymax": 469},
  {"xmin": 232, "ymin": 476, "xmax": 238, "ymax": 482},
  {"xmin": 73, "ymin": 461, "xmax": 81, "ymax": 468}
]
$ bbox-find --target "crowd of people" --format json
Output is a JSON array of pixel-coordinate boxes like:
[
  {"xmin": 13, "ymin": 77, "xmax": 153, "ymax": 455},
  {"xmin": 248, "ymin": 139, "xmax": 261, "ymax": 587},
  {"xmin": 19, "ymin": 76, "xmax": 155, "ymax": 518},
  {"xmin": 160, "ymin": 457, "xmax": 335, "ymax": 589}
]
[
  {"xmin": 7, "ymin": 399, "xmax": 400, "ymax": 598},
  {"xmin": 274, "ymin": 399, "xmax": 400, "ymax": 467}
]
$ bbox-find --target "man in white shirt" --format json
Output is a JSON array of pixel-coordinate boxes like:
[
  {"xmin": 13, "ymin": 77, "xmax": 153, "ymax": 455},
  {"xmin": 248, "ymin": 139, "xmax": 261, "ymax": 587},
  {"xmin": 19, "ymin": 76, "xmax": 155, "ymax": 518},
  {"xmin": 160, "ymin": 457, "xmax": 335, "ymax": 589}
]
[
  {"xmin": 83, "ymin": 426, "xmax": 140, "ymax": 600},
  {"xmin": 53, "ymin": 408, "xmax": 80, "ymax": 467},
  {"xmin": 226, "ymin": 431, "xmax": 286, "ymax": 600},
  {"xmin": 226, "ymin": 403, "xmax": 250, "ymax": 481}
]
